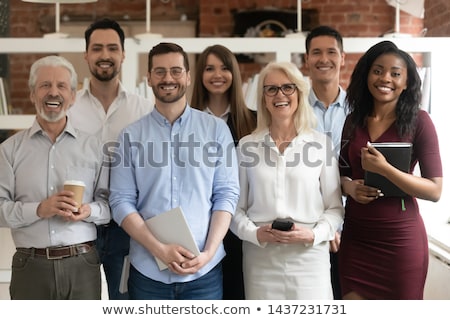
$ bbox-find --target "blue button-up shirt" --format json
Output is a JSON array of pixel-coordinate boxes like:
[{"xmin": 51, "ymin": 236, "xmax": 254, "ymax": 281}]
[
  {"xmin": 109, "ymin": 105, "xmax": 239, "ymax": 284},
  {"xmin": 309, "ymin": 87, "xmax": 349, "ymax": 157}
]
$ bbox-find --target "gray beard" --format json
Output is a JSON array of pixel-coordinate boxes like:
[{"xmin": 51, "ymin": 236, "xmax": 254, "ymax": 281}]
[{"xmin": 38, "ymin": 109, "xmax": 66, "ymax": 122}]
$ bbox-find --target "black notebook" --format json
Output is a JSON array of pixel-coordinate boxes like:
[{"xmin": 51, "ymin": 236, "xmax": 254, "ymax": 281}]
[{"xmin": 364, "ymin": 142, "xmax": 412, "ymax": 197}]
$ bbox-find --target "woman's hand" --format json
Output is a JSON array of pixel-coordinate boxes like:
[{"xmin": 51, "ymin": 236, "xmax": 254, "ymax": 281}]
[
  {"xmin": 361, "ymin": 141, "xmax": 388, "ymax": 175},
  {"xmin": 343, "ymin": 178, "xmax": 383, "ymax": 204},
  {"xmin": 257, "ymin": 224, "xmax": 314, "ymax": 246}
]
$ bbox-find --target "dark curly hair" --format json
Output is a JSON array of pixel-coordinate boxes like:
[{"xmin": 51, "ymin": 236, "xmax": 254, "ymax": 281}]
[{"xmin": 345, "ymin": 40, "xmax": 421, "ymax": 139}]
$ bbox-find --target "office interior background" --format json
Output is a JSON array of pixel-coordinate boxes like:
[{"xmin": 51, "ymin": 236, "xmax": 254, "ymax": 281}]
[{"xmin": 0, "ymin": 0, "xmax": 449, "ymax": 299}]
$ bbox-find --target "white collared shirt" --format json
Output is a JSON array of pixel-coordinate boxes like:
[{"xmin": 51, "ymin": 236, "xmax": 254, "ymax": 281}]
[
  {"xmin": 231, "ymin": 129, "xmax": 344, "ymax": 247},
  {"xmin": 67, "ymin": 81, "xmax": 153, "ymax": 144},
  {"xmin": 204, "ymin": 105, "xmax": 231, "ymax": 123}
]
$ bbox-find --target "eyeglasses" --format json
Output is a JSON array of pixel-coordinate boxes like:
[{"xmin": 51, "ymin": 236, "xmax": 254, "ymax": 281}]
[
  {"xmin": 263, "ymin": 83, "xmax": 297, "ymax": 97},
  {"xmin": 151, "ymin": 67, "xmax": 185, "ymax": 79}
]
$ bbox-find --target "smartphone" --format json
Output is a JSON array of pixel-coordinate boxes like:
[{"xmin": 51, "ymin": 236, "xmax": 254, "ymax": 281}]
[{"xmin": 271, "ymin": 220, "xmax": 293, "ymax": 231}]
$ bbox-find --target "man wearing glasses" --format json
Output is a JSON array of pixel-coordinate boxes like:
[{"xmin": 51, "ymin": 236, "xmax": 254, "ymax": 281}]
[{"xmin": 109, "ymin": 42, "xmax": 240, "ymax": 300}]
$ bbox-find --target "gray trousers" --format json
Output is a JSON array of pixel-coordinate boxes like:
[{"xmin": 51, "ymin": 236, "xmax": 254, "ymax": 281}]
[{"xmin": 10, "ymin": 247, "xmax": 101, "ymax": 300}]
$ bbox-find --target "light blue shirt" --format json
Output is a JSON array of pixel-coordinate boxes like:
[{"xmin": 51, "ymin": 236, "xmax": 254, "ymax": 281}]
[
  {"xmin": 309, "ymin": 87, "xmax": 349, "ymax": 157},
  {"xmin": 109, "ymin": 105, "xmax": 240, "ymax": 284}
]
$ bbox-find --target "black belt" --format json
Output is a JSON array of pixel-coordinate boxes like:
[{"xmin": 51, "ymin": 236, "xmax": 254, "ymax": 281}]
[
  {"xmin": 98, "ymin": 219, "xmax": 119, "ymax": 228},
  {"xmin": 17, "ymin": 241, "xmax": 94, "ymax": 260}
]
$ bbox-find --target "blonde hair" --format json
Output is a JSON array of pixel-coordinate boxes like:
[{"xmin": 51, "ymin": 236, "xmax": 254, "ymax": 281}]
[{"xmin": 255, "ymin": 61, "xmax": 316, "ymax": 134}]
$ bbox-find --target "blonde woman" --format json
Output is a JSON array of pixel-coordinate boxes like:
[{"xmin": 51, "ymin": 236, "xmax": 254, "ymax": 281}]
[{"xmin": 231, "ymin": 61, "xmax": 344, "ymax": 299}]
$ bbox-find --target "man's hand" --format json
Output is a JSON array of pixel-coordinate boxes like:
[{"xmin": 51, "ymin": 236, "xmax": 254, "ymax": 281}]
[{"xmin": 36, "ymin": 190, "xmax": 79, "ymax": 219}]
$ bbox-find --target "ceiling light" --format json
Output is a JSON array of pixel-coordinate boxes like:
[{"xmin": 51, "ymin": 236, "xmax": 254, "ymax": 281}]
[
  {"xmin": 134, "ymin": 0, "xmax": 162, "ymax": 40},
  {"xmin": 285, "ymin": 0, "xmax": 307, "ymax": 39},
  {"xmin": 384, "ymin": 0, "xmax": 425, "ymax": 38},
  {"xmin": 22, "ymin": 0, "xmax": 98, "ymax": 38}
]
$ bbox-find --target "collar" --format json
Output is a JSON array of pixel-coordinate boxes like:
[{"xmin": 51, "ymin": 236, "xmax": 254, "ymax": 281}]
[
  {"xmin": 151, "ymin": 104, "xmax": 192, "ymax": 126},
  {"xmin": 78, "ymin": 79, "xmax": 128, "ymax": 100},
  {"xmin": 204, "ymin": 105, "xmax": 230, "ymax": 121},
  {"xmin": 252, "ymin": 127, "xmax": 316, "ymax": 147},
  {"xmin": 309, "ymin": 86, "xmax": 347, "ymax": 110},
  {"xmin": 29, "ymin": 116, "xmax": 78, "ymax": 139}
]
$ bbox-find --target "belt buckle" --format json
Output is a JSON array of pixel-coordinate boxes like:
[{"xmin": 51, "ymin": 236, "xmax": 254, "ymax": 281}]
[
  {"xmin": 76, "ymin": 244, "xmax": 89, "ymax": 255},
  {"xmin": 45, "ymin": 247, "xmax": 63, "ymax": 260}
]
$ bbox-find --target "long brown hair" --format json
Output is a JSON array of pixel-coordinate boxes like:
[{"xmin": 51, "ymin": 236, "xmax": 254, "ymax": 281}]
[{"xmin": 191, "ymin": 45, "xmax": 256, "ymax": 141}]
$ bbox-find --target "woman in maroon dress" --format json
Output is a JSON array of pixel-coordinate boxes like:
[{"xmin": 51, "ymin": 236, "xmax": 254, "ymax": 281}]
[{"xmin": 339, "ymin": 40, "xmax": 443, "ymax": 299}]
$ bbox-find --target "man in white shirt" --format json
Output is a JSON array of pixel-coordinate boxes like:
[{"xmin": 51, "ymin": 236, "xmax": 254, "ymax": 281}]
[
  {"xmin": 304, "ymin": 25, "xmax": 348, "ymax": 300},
  {"xmin": 67, "ymin": 18, "xmax": 152, "ymax": 300}
]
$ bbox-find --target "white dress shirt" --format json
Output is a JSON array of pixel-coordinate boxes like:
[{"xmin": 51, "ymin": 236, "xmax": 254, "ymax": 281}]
[
  {"xmin": 231, "ymin": 128, "xmax": 344, "ymax": 247},
  {"xmin": 67, "ymin": 81, "xmax": 153, "ymax": 144},
  {"xmin": 204, "ymin": 105, "xmax": 230, "ymax": 123}
]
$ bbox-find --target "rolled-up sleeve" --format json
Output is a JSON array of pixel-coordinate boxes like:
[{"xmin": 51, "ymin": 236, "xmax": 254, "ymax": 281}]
[
  {"xmin": 109, "ymin": 128, "xmax": 139, "ymax": 226},
  {"xmin": 211, "ymin": 121, "xmax": 240, "ymax": 215}
]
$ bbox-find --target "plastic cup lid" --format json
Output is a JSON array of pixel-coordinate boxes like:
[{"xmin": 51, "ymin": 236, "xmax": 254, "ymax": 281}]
[{"xmin": 63, "ymin": 180, "xmax": 86, "ymax": 187}]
